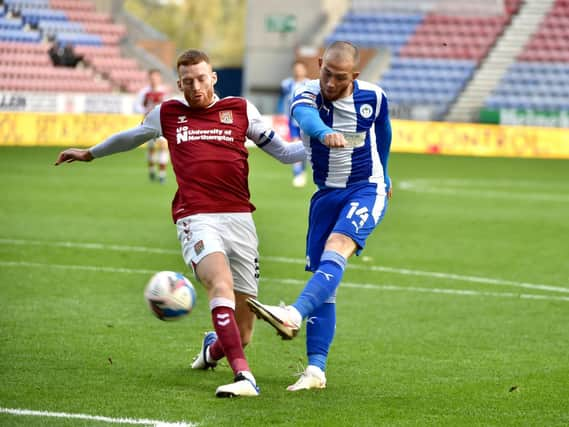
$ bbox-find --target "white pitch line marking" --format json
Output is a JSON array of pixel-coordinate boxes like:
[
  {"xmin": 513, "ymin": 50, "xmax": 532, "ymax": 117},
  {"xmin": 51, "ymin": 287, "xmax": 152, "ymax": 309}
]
[
  {"xmin": 1, "ymin": 260, "xmax": 568, "ymax": 303},
  {"xmin": 0, "ymin": 407, "xmax": 195, "ymax": 427},
  {"xmin": 263, "ymin": 256, "xmax": 569, "ymax": 294},
  {"xmin": 397, "ymin": 179, "xmax": 569, "ymax": 202},
  {"xmin": 0, "ymin": 260, "xmax": 156, "ymax": 275},
  {"xmin": 0, "ymin": 238, "xmax": 179, "ymax": 255},
  {"xmin": 1, "ymin": 238, "xmax": 567, "ymax": 294},
  {"xmin": 263, "ymin": 278, "xmax": 569, "ymax": 303}
]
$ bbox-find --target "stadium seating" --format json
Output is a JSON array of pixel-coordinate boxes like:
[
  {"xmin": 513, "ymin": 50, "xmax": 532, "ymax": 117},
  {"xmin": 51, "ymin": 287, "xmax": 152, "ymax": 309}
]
[
  {"xmin": 56, "ymin": 32, "xmax": 102, "ymax": 46},
  {"xmin": 50, "ymin": 0, "xmax": 96, "ymax": 12},
  {"xmin": 0, "ymin": 28, "xmax": 41, "ymax": 42},
  {"xmin": 0, "ymin": 16, "xmax": 24, "ymax": 29},
  {"xmin": 0, "ymin": 78, "xmax": 112, "ymax": 92},
  {"xmin": 0, "ymin": 40, "xmax": 113, "ymax": 93},
  {"xmin": 325, "ymin": 1, "xmax": 521, "ymax": 119},
  {"xmin": 4, "ymin": 0, "xmax": 49, "ymax": 9},
  {"xmin": 0, "ymin": 0, "xmax": 146, "ymax": 94},
  {"xmin": 484, "ymin": 0, "xmax": 569, "ymax": 111},
  {"xmin": 21, "ymin": 8, "xmax": 66, "ymax": 27},
  {"xmin": 380, "ymin": 57, "xmax": 476, "ymax": 117},
  {"xmin": 400, "ymin": 15, "xmax": 507, "ymax": 61},
  {"xmin": 108, "ymin": 69, "xmax": 149, "ymax": 93},
  {"xmin": 517, "ymin": 0, "xmax": 569, "ymax": 62},
  {"xmin": 326, "ymin": 11, "xmax": 423, "ymax": 54},
  {"xmin": 2, "ymin": 51, "xmax": 51, "ymax": 66},
  {"xmin": 73, "ymin": 44, "xmax": 122, "ymax": 60},
  {"xmin": 485, "ymin": 63, "xmax": 569, "ymax": 111},
  {"xmin": 64, "ymin": 10, "xmax": 112, "ymax": 23}
]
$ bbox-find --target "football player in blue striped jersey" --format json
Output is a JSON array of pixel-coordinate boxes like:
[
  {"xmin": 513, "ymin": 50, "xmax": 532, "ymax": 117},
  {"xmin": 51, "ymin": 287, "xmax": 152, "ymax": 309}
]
[{"xmin": 248, "ymin": 41, "xmax": 392, "ymax": 391}]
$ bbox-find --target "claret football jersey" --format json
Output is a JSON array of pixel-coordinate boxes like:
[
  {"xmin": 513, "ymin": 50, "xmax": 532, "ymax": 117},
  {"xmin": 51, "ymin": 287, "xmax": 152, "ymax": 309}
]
[{"xmin": 143, "ymin": 96, "xmax": 266, "ymax": 221}]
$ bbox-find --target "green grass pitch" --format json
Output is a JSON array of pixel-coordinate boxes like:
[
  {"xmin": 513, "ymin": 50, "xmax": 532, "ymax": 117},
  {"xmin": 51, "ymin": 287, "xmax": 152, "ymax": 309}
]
[{"xmin": 1, "ymin": 146, "xmax": 568, "ymax": 426}]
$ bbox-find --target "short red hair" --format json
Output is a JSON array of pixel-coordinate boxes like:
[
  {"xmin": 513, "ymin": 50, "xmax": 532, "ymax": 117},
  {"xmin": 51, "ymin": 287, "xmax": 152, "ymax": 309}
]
[{"xmin": 176, "ymin": 49, "xmax": 211, "ymax": 69}]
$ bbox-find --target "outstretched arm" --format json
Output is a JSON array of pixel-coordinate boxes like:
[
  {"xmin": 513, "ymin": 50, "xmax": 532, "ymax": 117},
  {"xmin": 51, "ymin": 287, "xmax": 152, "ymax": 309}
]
[
  {"xmin": 54, "ymin": 103, "xmax": 165, "ymax": 167},
  {"xmin": 255, "ymin": 129, "xmax": 305, "ymax": 164},
  {"xmin": 54, "ymin": 124, "xmax": 159, "ymax": 166},
  {"xmin": 246, "ymin": 100, "xmax": 305, "ymax": 164},
  {"xmin": 292, "ymin": 104, "xmax": 346, "ymax": 148},
  {"xmin": 54, "ymin": 148, "xmax": 94, "ymax": 165}
]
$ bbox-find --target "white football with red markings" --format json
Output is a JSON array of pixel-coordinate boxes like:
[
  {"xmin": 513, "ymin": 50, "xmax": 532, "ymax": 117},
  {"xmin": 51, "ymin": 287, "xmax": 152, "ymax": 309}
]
[{"xmin": 144, "ymin": 271, "xmax": 196, "ymax": 321}]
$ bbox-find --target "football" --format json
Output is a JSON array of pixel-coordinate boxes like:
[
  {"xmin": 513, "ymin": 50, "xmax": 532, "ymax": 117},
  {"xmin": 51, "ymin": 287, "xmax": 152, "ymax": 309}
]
[{"xmin": 144, "ymin": 271, "xmax": 197, "ymax": 321}]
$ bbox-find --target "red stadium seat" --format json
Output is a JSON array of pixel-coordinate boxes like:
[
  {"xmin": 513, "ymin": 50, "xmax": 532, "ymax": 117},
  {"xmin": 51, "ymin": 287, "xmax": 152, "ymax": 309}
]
[
  {"xmin": 64, "ymin": 10, "xmax": 112, "ymax": 23},
  {"xmin": 73, "ymin": 45, "xmax": 122, "ymax": 59},
  {"xmin": 400, "ymin": 10, "xmax": 508, "ymax": 63},
  {"xmin": 0, "ymin": 1, "xmax": 147, "ymax": 93},
  {"xmin": 0, "ymin": 41, "xmax": 49, "ymax": 54},
  {"xmin": 50, "ymin": 0, "xmax": 96, "ymax": 12},
  {"xmin": 518, "ymin": 0, "xmax": 569, "ymax": 64},
  {"xmin": 82, "ymin": 22, "xmax": 127, "ymax": 37}
]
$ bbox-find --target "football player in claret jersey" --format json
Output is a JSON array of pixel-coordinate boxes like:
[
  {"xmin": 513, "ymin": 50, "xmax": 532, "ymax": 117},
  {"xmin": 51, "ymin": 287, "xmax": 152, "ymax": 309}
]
[
  {"xmin": 55, "ymin": 49, "xmax": 306, "ymax": 398},
  {"xmin": 247, "ymin": 41, "xmax": 393, "ymax": 391},
  {"xmin": 134, "ymin": 69, "xmax": 169, "ymax": 183}
]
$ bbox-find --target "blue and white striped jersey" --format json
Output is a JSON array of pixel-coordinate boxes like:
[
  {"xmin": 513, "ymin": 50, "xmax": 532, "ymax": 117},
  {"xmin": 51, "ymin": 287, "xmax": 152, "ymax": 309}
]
[{"xmin": 290, "ymin": 79, "xmax": 391, "ymax": 192}]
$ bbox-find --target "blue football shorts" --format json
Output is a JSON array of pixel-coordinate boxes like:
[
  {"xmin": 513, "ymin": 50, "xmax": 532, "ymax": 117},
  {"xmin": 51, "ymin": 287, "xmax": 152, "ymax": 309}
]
[{"xmin": 305, "ymin": 182, "xmax": 388, "ymax": 271}]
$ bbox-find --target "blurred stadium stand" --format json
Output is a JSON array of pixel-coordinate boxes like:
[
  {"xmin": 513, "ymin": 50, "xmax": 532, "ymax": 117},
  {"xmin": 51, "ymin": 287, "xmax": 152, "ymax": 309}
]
[
  {"xmin": 244, "ymin": 0, "xmax": 567, "ymax": 127},
  {"xmin": 323, "ymin": 0, "xmax": 522, "ymax": 121},
  {"xmin": 0, "ymin": 0, "xmax": 174, "ymax": 96},
  {"xmin": 482, "ymin": 0, "xmax": 569, "ymax": 118},
  {"xmin": 2, "ymin": 0, "xmax": 568, "ymax": 127}
]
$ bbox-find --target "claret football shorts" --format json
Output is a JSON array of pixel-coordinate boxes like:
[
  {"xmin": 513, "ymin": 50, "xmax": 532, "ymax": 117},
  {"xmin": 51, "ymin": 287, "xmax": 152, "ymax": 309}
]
[{"xmin": 176, "ymin": 212, "xmax": 260, "ymax": 297}]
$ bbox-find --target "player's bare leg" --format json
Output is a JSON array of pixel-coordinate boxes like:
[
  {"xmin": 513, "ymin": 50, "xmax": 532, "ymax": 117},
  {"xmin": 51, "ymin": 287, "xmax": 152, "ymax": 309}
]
[{"xmin": 235, "ymin": 291, "xmax": 256, "ymax": 346}]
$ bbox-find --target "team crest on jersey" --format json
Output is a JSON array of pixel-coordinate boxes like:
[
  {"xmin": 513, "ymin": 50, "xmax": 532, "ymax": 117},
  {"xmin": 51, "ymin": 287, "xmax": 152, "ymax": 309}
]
[
  {"xmin": 359, "ymin": 104, "xmax": 373, "ymax": 119},
  {"xmin": 219, "ymin": 111, "xmax": 233, "ymax": 124},
  {"xmin": 194, "ymin": 240, "xmax": 204, "ymax": 255}
]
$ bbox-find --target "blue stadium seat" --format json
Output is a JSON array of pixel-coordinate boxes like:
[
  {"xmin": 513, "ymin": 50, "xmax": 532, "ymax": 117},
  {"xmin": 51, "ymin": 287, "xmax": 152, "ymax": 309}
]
[
  {"xmin": 56, "ymin": 32, "xmax": 102, "ymax": 46},
  {"xmin": 21, "ymin": 8, "xmax": 66, "ymax": 26},
  {"xmin": 491, "ymin": 94, "xmax": 569, "ymax": 111},
  {"xmin": 378, "ymin": 56, "xmax": 475, "ymax": 113},
  {"xmin": 5, "ymin": 0, "xmax": 50, "ymax": 9},
  {"xmin": 0, "ymin": 17, "xmax": 24, "ymax": 30},
  {"xmin": 327, "ymin": 9, "xmax": 423, "ymax": 53},
  {"xmin": 487, "ymin": 60, "xmax": 569, "ymax": 110},
  {"xmin": 39, "ymin": 20, "xmax": 84, "ymax": 34},
  {"xmin": 348, "ymin": 11, "xmax": 423, "ymax": 25},
  {"xmin": 0, "ymin": 28, "xmax": 41, "ymax": 42}
]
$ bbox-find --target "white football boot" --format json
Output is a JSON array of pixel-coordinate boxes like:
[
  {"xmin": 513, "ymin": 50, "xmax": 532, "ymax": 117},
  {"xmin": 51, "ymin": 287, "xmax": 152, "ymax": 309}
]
[
  {"xmin": 246, "ymin": 298, "xmax": 301, "ymax": 340},
  {"xmin": 191, "ymin": 331, "xmax": 218, "ymax": 370},
  {"xmin": 215, "ymin": 371, "xmax": 260, "ymax": 398},
  {"xmin": 287, "ymin": 365, "xmax": 327, "ymax": 391},
  {"xmin": 292, "ymin": 171, "xmax": 307, "ymax": 188}
]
